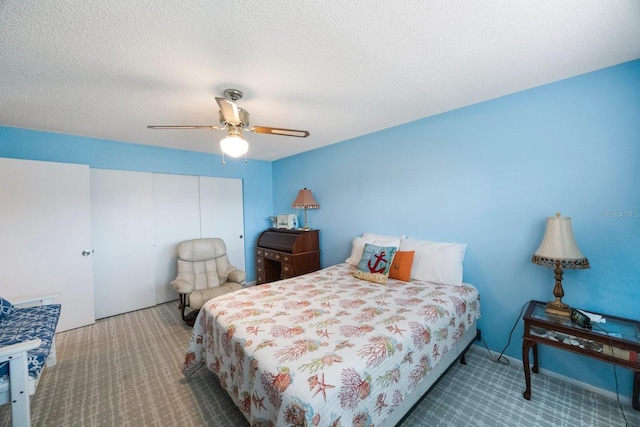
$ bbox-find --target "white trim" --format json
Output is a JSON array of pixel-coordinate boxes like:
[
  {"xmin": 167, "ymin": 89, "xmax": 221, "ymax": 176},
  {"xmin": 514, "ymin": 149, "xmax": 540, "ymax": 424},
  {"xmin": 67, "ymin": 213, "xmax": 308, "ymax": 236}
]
[
  {"xmin": 473, "ymin": 344, "xmax": 633, "ymax": 406},
  {"xmin": 242, "ymin": 280, "xmax": 257, "ymax": 288},
  {"xmin": 13, "ymin": 294, "xmax": 59, "ymax": 307}
]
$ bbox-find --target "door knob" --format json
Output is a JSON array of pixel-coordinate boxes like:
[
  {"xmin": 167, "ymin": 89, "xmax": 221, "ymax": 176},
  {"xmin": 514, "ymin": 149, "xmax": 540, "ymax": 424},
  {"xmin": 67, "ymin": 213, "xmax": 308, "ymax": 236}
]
[{"xmin": 82, "ymin": 250, "xmax": 91, "ymax": 256}]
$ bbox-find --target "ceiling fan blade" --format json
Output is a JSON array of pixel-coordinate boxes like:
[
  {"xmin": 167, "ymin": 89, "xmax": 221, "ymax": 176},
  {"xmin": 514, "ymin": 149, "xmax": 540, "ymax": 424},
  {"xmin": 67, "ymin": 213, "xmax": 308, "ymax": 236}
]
[
  {"xmin": 216, "ymin": 97, "xmax": 241, "ymax": 125},
  {"xmin": 251, "ymin": 126, "xmax": 310, "ymax": 138},
  {"xmin": 147, "ymin": 125, "xmax": 222, "ymax": 130}
]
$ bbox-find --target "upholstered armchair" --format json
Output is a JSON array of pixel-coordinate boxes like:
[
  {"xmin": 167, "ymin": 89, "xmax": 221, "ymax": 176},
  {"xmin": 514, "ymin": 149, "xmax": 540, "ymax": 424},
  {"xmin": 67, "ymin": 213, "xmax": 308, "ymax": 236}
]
[{"xmin": 171, "ymin": 238, "xmax": 246, "ymax": 325}]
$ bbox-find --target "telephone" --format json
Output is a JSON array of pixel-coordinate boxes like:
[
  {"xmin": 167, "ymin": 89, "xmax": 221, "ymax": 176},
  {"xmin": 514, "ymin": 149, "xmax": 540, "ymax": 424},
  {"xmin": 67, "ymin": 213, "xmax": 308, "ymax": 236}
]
[
  {"xmin": 570, "ymin": 309, "xmax": 591, "ymax": 329},
  {"xmin": 276, "ymin": 214, "xmax": 298, "ymax": 229}
]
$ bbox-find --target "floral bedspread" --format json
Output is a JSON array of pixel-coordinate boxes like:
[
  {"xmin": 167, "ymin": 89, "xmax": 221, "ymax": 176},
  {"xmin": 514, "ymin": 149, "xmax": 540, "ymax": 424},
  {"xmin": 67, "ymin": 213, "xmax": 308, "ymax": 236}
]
[{"xmin": 183, "ymin": 263, "xmax": 480, "ymax": 427}]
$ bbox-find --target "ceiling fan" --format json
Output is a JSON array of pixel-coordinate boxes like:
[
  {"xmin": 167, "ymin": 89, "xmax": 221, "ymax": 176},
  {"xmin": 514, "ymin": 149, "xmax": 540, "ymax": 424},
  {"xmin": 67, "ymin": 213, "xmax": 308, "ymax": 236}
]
[{"xmin": 147, "ymin": 89, "xmax": 310, "ymax": 161}]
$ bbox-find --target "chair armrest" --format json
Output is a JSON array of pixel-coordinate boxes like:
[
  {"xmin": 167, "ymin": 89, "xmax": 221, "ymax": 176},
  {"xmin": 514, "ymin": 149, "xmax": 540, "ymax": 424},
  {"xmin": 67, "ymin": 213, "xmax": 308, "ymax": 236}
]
[
  {"xmin": 13, "ymin": 294, "xmax": 59, "ymax": 307},
  {"xmin": 228, "ymin": 268, "xmax": 246, "ymax": 284},
  {"xmin": 170, "ymin": 279, "xmax": 194, "ymax": 294},
  {"xmin": 0, "ymin": 339, "xmax": 42, "ymax": 362}
]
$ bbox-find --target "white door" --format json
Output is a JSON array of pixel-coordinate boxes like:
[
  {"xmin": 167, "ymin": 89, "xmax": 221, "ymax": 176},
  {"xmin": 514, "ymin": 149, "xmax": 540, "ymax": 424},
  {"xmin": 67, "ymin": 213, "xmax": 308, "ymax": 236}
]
[
  {"xmin": 90, "ymin": 169, "xmax": 156, "ymax": 319},
  {"xmin": 0, "ymin": 158, "xmax": 95, "ymax": 331},
  {"xmin": 153, "ymin": 173, "xmax": 201, "ymax": 304},
  {"xmin": 199, "ymin": 176, "xmax": 245, "ymax": 271}
]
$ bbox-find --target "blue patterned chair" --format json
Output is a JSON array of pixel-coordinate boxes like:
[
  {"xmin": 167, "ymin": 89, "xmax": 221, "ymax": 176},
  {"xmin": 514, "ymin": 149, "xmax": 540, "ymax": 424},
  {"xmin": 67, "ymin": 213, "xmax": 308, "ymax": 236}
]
[{"xmin": 0, "ymin": 295, "xmax": 61, "ymax": 427}]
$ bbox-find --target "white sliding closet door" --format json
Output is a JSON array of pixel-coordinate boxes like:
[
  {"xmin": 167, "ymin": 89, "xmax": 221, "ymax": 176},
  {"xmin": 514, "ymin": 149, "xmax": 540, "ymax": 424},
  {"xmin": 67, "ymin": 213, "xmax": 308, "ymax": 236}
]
[
  {"xmin": 199, "ymin": 176, "xmax": 245, "ymax": 271},
  {"xmin": 153, "ymin": 173, "xmax": 201, "ymax": 304},
  {"xmin": 0, "ymin": 158, "xmax": 95, "ymax": 331},
  {"xmin": 90, "ymin": 169, "xmax": 155, "ymax": 319}
]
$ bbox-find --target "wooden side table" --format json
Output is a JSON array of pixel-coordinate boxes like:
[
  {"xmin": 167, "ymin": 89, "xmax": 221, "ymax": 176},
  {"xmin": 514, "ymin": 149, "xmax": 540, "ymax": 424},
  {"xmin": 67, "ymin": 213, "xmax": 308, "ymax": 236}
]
[{"xmin": 522, "ymin": 300, "xmax": 640, "ymax": 410}]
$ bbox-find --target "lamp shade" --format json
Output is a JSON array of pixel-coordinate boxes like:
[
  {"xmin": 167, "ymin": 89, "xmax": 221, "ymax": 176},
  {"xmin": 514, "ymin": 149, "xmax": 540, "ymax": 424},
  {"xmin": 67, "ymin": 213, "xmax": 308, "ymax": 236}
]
[
  {"xmin": 291, "ymin": 188, "xmax": 319, "ymax": 209},
  {"xmin": 220, "ymin": 135, "xmax": 248, "ymax": 157},
  {"xmin": 531, "ymin": 213, "xmax": 589, "ymax": 269}
]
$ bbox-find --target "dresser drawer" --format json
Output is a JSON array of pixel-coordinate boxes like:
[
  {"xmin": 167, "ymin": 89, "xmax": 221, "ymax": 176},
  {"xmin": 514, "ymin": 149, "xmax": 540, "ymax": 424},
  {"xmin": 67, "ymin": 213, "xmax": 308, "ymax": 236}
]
[
  {"xmin": 256, "ymin": 265, "xmax": 265, "ymax": 284},
  {"xmin": 263, "ymin": 250, "xmax": 284, "ymax": 262},
  {"xmin": 281, "ymin": 263, "xmax": 294, "ymax": 276}
]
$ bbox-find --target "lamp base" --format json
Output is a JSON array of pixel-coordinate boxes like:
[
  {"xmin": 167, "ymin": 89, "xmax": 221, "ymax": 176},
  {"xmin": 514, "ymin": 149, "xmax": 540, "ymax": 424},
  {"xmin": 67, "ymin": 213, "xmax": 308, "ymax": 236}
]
[
  {"xmin": 545, "ymin": 299, "xmax": 571, "ymax": 317},
  {"xmin": 544, "ymin": 261, "xmax": 571, "ymax": 317},
  {"xmin": 302, "ymin": 208, "xmax": 309, "ymax": 230}
]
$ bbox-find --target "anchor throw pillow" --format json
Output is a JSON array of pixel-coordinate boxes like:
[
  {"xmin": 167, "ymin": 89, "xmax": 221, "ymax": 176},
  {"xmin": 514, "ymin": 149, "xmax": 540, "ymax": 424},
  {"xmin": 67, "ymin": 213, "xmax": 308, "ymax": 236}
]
[{"xmin": 354, "ymin": 243, "xmax": 397, "ymax": 284}]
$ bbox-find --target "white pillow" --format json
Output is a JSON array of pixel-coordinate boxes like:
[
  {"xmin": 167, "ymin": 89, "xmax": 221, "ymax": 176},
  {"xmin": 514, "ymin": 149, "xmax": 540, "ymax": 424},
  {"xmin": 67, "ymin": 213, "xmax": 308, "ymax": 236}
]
[
  {"xmin": 399, "ymin": 238, "xmax": 466, "ymax": 286},
  {"xmin": 346, "ymin": 236, "xmax": 401, "ymax": 266},
  {"xmin": 362, "ymin": 232, "xmax": 405, "ymax": 240}
]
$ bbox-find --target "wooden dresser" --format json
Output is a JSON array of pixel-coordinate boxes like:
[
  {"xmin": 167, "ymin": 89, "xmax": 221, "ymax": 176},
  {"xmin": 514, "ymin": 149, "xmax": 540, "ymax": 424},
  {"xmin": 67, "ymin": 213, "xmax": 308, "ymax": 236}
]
[{"xmin": 255, "ymin": 228, "xmax": 320, "ymax": 284}]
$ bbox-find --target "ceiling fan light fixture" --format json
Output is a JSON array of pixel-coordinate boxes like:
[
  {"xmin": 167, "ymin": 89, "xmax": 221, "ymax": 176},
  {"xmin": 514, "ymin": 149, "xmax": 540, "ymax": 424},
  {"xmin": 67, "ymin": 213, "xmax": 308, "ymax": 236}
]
[{"xmin": 220, "ymin": 134, "xmax": 248, "ymax": 157}]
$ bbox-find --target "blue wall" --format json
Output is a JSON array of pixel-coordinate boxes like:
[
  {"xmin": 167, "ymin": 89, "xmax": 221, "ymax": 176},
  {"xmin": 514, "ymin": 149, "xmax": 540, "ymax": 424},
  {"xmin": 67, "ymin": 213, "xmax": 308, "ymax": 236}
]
[
  {"xmin": 0, "ymin": 127, "xmax": 274, "ymax": 279},
  {"xmin": 273, "ymin": 60, "xmax": 640, "ymax": 398},
  {"xmin": 1, "ymin": 60, "xmax": 638, "ymax": 399}
]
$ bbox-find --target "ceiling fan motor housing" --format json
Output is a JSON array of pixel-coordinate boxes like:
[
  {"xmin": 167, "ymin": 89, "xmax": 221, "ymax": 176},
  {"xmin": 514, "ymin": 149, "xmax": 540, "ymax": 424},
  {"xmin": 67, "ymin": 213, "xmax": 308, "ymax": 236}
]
[{"xmin": 223, "ymin": 88, "xmax": 243, "ymax": 101}]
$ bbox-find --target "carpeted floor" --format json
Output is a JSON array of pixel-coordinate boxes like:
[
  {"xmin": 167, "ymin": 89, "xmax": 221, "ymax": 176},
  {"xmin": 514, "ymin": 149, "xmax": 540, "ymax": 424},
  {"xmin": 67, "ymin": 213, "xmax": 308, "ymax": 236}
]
[{"xmin": 1, "ymin": 302, "xmax": 637, "ymax": 427}]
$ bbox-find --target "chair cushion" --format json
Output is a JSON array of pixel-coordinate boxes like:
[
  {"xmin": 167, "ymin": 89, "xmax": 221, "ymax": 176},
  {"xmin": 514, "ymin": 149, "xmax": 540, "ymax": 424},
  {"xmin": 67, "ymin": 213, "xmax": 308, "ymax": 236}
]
[
  {"xmin": 0, "ymin": 304, "xmax": 61, "ymax": 379},
  {"xmin": 188, "ymin": 282, "xmax": 244, "ymax": 310},
  {"xmin": 177, "ymin": 238, "xmax": 227, "ymax": 262},
  {"xmin": 176, "ymin": 259, "xmax": 223, "ymax": 290}
]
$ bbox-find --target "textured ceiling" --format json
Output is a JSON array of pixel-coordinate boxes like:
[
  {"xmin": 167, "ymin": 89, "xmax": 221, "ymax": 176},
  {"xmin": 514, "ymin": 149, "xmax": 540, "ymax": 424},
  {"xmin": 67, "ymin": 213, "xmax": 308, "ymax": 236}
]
[{"xmin": 1, "ymin": 1, "xmax": 639, "ymax": 161}]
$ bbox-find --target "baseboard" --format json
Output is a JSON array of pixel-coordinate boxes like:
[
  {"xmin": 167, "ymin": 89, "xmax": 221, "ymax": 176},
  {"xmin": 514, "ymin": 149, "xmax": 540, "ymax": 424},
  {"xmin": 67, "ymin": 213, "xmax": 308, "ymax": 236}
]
[{"xmin": 470, "ymin": 344, "xmax": 633, "ymax": 407}]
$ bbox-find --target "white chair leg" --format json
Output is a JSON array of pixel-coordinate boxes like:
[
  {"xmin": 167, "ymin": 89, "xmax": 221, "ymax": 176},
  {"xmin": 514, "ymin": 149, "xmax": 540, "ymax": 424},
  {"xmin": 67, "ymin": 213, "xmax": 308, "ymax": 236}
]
[
  {"xmin": 45, "ymin": 337, "xmax": 56, "ymax": 367},
  {"xmin": 9, "ymin": 352, "xmax": 31, "ymax": 427}
]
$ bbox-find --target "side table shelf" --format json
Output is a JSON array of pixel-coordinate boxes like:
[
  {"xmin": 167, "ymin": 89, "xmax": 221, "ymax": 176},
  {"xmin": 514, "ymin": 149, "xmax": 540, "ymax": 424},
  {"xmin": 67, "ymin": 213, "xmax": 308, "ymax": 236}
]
[{"xmin": 522, "ymin": 300, "xmax": 640, "ymax": 410}]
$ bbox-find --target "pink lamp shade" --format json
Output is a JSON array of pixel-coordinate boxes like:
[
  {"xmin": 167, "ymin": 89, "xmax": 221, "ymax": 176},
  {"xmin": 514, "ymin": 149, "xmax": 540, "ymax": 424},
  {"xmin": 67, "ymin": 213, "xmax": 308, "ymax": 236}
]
[{"xmin": 291, "ymin": 188, "xmax": 319, "ymax": 230}]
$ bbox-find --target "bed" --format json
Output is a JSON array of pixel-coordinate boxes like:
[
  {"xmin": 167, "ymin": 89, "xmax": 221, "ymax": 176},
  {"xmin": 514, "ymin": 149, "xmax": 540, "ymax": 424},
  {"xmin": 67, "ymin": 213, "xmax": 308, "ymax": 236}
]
[{"xmin": 183, "ymin": 235, "xmax": 480, "ymax": 426}]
